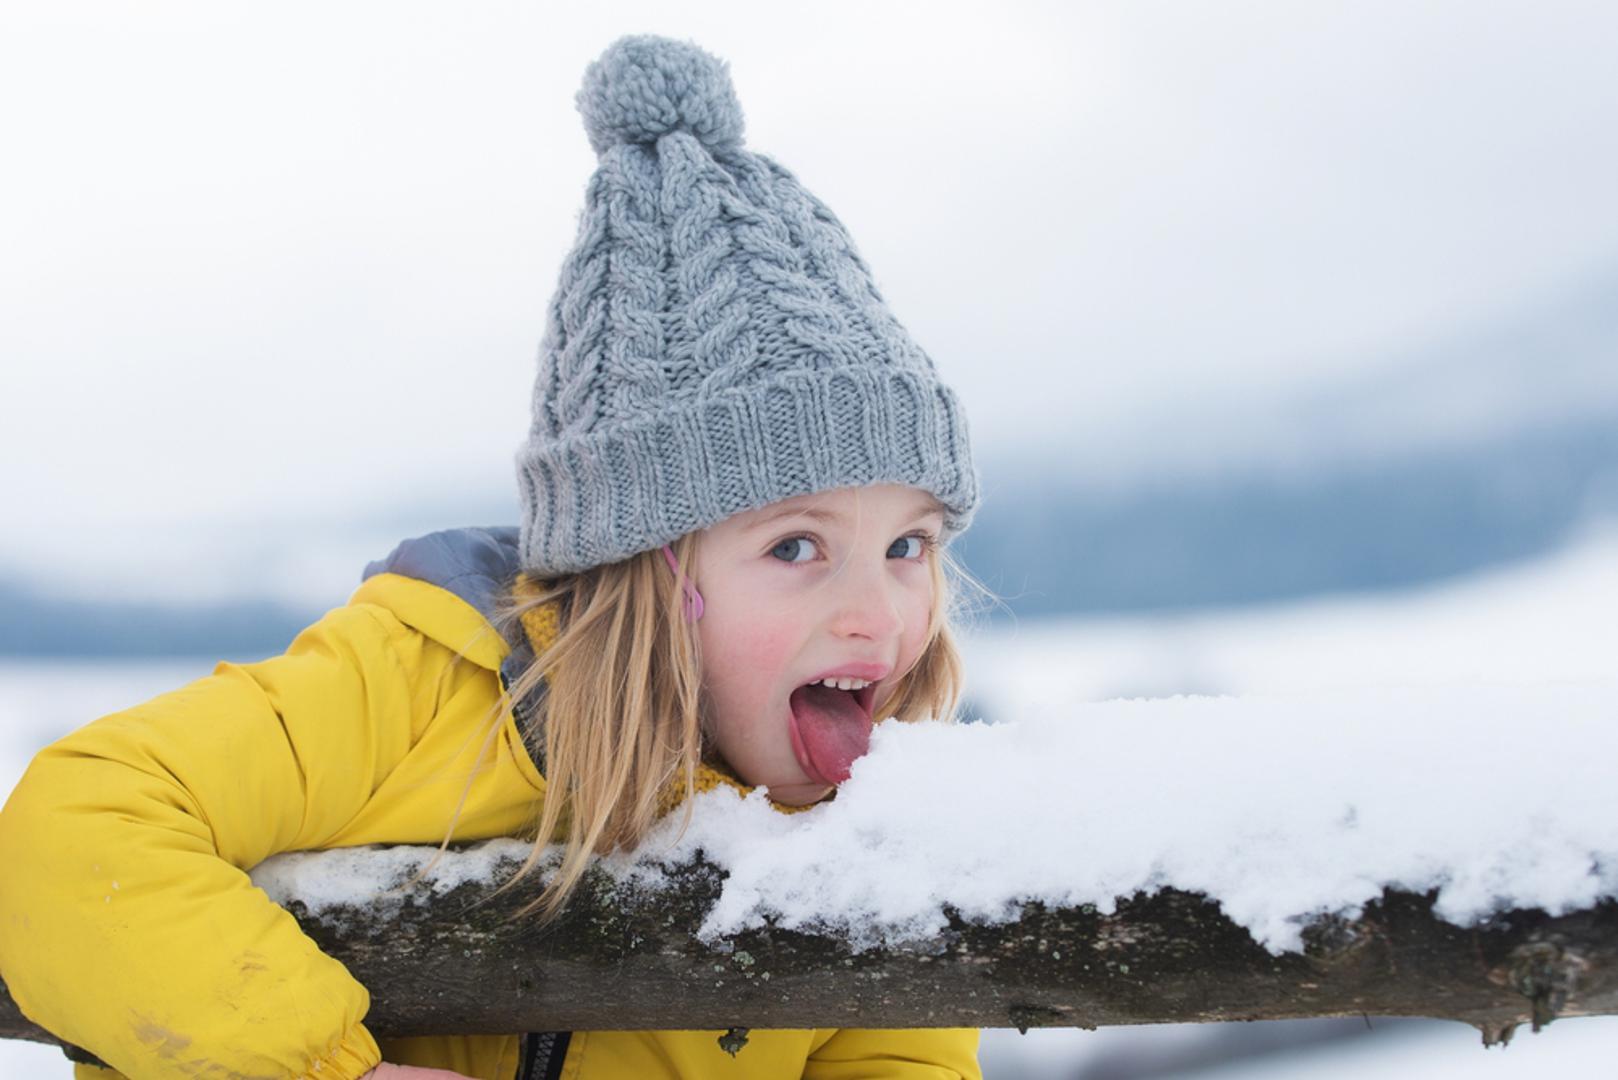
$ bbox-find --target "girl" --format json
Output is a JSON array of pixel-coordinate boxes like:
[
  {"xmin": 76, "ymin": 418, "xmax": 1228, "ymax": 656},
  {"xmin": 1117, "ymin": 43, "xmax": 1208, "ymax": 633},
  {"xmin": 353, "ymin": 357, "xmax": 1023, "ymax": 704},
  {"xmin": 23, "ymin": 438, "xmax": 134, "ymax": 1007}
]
[{"xmin": 0, "ymin": 34, "xmax": 982, "ymax": 1080}]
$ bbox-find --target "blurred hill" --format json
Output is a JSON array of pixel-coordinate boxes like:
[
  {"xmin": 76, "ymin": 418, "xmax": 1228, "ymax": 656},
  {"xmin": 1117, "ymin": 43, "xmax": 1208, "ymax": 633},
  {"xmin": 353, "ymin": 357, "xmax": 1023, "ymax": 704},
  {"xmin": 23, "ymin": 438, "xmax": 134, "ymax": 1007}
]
[
  {"xmin": 958, "ymin": 413, "xmax": 1615, "ymax": 616},
  {"xmin": 0, "ymin": 580, "xmax": 314, "ymax": 661},
  {"xmin": 957, "ymin": 263, "xmax": 1618, "ymax": 615}
]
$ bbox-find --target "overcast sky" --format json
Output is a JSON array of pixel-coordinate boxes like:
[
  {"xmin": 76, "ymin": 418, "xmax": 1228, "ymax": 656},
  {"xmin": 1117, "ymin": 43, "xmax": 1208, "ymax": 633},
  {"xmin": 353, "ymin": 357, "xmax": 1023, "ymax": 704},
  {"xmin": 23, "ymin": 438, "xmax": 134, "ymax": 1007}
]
[{"xmin": 4, "ymin": 1, "xmax": 1618, "ymax": 597}]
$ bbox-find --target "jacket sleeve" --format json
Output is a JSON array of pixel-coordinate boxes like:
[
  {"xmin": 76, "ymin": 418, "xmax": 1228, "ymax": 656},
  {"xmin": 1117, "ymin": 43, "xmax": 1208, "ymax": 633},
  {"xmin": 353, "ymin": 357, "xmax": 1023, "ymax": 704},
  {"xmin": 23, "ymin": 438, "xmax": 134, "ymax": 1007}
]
[
  {"xmin": 804, "ymin": 1027, "xmax": 983, "ymax": 1080},
  {"xmin": 0, "ymin": 602, "xmax": 447, "ymax": 1079}
]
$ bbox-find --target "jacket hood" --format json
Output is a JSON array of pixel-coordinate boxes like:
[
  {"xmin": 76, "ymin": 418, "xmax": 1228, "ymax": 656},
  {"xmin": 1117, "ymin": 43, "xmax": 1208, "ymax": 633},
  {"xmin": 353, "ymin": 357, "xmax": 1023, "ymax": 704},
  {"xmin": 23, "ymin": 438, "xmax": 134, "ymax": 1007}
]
[{"xmin": 351, "ymin": 526, "xmax": 522, "ymax": 673}]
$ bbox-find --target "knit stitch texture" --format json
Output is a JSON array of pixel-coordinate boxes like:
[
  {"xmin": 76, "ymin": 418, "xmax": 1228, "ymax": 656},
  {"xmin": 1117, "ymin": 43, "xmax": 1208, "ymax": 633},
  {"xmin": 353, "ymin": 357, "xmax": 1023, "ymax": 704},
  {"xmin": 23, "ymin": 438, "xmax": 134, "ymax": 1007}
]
[{"xmin": 516, "ymin": 34, "xmax": 979, "ymax": 576}]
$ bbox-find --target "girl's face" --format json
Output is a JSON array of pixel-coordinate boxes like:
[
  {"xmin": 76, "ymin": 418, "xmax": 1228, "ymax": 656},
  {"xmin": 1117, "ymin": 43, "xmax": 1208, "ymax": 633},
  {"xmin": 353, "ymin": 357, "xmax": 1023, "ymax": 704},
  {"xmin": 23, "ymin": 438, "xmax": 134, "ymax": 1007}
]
[{"xmin": 690, "ymin": 483, "xmax": 945, "ymax": 806}]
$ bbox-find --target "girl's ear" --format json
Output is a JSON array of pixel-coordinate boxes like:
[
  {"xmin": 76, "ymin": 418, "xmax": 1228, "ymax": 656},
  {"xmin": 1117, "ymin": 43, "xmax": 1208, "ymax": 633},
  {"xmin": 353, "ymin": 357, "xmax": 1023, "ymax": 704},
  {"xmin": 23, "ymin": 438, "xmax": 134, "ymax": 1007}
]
[{"xmin": 661, "ymin": 544, "xmax": 705, "ymax": 621}]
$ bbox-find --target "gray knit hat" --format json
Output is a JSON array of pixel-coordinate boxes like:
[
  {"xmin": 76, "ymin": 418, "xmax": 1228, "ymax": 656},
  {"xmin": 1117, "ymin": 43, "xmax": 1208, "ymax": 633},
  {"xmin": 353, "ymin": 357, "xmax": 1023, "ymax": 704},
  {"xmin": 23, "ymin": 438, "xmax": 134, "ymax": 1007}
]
[{"xmin": 516, "ymin": 34, "xmax": 980, "ymax": 576}]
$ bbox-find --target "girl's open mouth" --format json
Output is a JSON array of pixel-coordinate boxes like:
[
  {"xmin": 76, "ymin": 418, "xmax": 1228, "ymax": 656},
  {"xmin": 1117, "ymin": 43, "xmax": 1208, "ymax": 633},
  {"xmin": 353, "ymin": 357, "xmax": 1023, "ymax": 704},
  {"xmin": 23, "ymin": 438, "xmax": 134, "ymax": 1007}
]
[{"xmin": 786, "ymin": 680, "xmax": 877, "ymax": 786}]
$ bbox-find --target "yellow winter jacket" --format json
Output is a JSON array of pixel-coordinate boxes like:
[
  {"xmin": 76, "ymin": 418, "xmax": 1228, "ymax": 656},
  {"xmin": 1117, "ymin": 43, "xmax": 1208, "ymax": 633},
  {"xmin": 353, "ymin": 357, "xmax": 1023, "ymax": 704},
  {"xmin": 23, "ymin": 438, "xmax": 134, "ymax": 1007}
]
[{"xmin": 0, "ymin": 528, "xmax": 980, "ymax": 1080}]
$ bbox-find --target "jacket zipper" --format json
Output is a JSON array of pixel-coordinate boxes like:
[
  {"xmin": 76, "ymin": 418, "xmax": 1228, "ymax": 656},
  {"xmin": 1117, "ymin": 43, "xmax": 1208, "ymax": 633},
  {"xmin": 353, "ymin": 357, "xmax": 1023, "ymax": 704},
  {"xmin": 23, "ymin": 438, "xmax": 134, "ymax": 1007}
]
[{"xmin": 518, "ymin": 1031, "xmax": 571, "ymax": 1080}]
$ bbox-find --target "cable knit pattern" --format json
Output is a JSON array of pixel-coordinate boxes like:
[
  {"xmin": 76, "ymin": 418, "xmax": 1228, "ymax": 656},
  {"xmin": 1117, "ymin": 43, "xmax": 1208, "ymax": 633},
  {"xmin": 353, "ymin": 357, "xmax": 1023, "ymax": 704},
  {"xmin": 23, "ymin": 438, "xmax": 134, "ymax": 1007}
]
[{"xmin": 516, "ymin": 34, "xmax": 979, "ymax": 575}]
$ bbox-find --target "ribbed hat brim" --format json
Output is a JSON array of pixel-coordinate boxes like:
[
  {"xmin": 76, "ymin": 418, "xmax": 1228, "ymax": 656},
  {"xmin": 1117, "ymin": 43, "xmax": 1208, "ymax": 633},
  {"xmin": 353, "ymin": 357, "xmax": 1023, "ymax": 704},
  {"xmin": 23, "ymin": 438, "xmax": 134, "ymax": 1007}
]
[{"xmin": 516, "ymin": 365, "xmax": 979, "ymax": 576}]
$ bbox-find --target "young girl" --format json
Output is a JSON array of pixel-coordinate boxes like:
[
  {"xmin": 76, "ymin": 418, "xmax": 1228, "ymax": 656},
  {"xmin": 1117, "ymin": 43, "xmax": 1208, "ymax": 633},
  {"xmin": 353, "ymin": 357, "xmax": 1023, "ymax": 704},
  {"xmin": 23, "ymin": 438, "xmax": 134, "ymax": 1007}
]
[{"xmin": 0, "ymin": 34, "xmax": 983, "ymax": 1080}]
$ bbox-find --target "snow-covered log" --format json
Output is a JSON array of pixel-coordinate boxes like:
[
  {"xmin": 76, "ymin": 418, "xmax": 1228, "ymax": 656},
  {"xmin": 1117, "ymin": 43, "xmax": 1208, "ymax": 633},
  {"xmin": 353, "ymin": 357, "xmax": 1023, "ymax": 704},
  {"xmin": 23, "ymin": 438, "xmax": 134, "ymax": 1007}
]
[
  {"xmin": 1, "ymin": 850, "xmax": 1615, "ymax": 1054},
  {"xmin": 5, "ymin": 684, "xmax": 1615, "ymax": 1057}
]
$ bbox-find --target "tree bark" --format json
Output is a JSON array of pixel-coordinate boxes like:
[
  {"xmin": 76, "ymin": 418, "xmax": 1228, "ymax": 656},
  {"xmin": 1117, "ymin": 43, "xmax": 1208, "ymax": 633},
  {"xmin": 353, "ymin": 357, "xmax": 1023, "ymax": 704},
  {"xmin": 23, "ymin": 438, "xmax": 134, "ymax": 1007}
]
[{"xmin": 4, "ymin": 847, "xmax": 1615, "ymax": 1055}]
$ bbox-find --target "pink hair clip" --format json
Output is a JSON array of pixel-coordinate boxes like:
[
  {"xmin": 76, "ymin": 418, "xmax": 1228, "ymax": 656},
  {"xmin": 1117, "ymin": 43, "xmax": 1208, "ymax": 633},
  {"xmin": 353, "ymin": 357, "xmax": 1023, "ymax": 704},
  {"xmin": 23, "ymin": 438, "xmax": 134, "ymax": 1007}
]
[{"xmin": 660, "ymin": 544, "xmax": 705, "ymax": 621}]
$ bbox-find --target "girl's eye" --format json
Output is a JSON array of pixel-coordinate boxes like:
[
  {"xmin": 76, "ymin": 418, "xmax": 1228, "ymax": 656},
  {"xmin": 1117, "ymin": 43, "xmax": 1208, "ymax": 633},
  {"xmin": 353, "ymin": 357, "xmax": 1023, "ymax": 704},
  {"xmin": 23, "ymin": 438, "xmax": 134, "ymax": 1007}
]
[
  {"xmin": 770, "ymin": 536, "xmax": 819, "ymax": 563},
  {"xmin": 889, "ymin": 534, "xmax": 936, "ymax": 560},
  {"xmin": 770, "ymin": 533, "xmax": 936, "ymax": 564}
]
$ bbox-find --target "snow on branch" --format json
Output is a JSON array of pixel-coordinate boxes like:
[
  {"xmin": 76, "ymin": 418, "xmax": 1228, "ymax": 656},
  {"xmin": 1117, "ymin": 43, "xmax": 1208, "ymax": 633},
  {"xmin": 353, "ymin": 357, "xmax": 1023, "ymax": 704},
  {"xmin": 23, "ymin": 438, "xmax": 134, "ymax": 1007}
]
[
  {"xmin": 2, "ymin": 847, "xmax": 1616, "ymax": 1054},
  {"xmin": 4, "ymin": 684, "xmax": 1616, "ymax": 1054}
]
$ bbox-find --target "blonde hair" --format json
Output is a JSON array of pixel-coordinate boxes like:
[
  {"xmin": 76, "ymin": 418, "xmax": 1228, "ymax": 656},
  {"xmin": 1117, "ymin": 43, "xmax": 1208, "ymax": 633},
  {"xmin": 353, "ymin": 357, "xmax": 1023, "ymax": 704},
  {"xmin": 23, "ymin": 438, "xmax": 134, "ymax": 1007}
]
[{"xmin": 490, "ymin": 529, "xmax": 983, "ymax": 920}]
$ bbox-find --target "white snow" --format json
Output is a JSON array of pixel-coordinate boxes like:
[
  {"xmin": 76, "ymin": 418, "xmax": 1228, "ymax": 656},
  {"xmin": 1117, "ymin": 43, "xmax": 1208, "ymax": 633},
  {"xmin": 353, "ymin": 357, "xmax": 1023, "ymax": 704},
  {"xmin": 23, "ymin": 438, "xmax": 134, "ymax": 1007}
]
[
  {"xmin": 977, "ymin": 1014, "xmax": 1618, "ymax": 1080},
  {"xmin": 249, "ymin": 680, "xmax": 1617, "ymax": 955},
  {"xmin": 660, "ymin": 682, "xmax": 1618, "ymax": 950},
  {"xmin": 958, "ymin": 520, "xmax": 1618, "ymax": 710},
  {"xmin": 251, "ymin": 839, "xmax": 534, "ymax": 915}
]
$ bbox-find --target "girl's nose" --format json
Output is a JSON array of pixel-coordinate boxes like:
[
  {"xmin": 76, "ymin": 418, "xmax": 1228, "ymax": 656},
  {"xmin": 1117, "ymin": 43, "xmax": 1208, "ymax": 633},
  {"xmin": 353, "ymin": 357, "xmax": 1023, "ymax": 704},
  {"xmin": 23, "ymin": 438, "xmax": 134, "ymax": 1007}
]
[{"xmin": 826, "ymin": 556, "xmax": 907, "ymax": 641}]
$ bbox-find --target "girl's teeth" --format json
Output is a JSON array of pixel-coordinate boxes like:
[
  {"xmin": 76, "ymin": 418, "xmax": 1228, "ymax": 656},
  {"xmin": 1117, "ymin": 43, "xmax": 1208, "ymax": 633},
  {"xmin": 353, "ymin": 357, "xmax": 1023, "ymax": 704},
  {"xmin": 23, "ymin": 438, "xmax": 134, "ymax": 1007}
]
[{"xmin": 819, "ymin": 677, "xmax": 870, "ymax": 691}]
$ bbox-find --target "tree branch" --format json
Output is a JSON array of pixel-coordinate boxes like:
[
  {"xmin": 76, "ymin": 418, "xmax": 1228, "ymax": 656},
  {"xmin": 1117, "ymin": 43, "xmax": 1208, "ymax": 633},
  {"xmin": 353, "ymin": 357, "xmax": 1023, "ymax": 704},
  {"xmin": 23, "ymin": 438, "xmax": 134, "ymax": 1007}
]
[{"xmin": 4, "ymin": 848, "xmax": 1616, "ymax": 1056}]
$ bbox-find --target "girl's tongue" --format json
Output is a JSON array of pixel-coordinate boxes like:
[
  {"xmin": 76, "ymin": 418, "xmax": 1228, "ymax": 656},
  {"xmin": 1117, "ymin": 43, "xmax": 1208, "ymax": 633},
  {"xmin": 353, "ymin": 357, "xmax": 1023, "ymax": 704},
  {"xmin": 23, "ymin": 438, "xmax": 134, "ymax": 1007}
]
[{"xmin": 787, "ymin": 682, "xmax": 873, "ymax": 785}]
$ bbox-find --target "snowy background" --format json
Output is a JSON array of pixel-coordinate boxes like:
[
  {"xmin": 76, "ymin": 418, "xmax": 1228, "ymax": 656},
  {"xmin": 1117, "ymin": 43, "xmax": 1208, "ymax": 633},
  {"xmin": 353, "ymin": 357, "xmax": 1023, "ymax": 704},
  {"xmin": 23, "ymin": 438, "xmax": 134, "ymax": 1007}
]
[
  {"xmin": 5, "ymin": 535, "xmax": 1615, "ymax": 1075},
  {"xmin": 4, "ymin": 0, "xmax": 1618, "ymax": 1074}
]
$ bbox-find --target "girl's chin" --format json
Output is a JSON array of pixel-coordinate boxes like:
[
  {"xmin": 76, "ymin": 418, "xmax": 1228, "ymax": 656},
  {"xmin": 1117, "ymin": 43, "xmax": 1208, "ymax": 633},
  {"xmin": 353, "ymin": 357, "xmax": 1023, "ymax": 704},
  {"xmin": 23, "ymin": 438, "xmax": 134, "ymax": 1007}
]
[{"xmin": 763, "ymin": 779, "xmax": 835, "ymax": 807}]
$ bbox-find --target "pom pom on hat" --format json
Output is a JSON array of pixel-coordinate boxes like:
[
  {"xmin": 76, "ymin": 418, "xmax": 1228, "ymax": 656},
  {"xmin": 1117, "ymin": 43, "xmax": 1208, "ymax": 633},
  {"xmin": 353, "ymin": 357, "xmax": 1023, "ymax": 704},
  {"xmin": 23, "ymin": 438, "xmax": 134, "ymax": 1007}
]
[{"xmin": 575, "ymin": 34, "xmax": 746, "ymax": 156}]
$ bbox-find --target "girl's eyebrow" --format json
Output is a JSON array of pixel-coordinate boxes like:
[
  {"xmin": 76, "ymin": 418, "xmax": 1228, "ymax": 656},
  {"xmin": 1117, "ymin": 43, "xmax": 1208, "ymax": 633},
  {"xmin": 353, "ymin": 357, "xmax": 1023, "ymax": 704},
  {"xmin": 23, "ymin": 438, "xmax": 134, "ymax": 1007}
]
[{"xmin": 744, "ymin": 497, "xmax": 945, "ymax": 532}]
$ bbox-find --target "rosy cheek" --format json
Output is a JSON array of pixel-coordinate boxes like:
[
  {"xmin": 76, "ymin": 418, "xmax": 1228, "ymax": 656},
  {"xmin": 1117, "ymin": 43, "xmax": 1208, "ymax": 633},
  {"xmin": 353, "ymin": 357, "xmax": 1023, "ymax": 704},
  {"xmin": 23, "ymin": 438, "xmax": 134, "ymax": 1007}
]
[
  {"xmin": 743, "ymin": 624, "xmax": 797, "ymax": 667},
  {"xmin": 700, "ymin": 614, "xmax": 795, "ymax": 696},
  {"xmin": 900, "ymin": 598, "xmax": 932, "ymax": 667}
]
